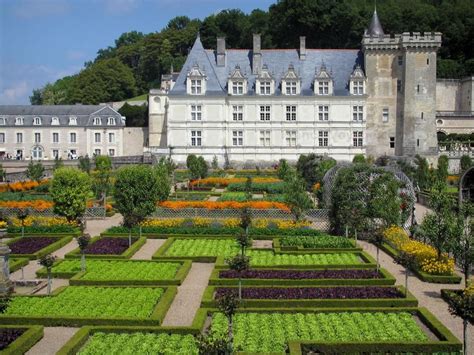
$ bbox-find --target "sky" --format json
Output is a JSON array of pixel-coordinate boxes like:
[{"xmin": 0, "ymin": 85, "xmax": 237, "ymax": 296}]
[{"xmin": 0, "ymin": 0, "xmax": 275, "ymax": 105}]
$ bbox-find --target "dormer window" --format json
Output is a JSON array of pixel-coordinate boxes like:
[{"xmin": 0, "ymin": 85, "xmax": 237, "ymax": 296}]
[
  {"xmin": 51, "ymin": 117, "xmax": 59, "ymax": 125},
  {"xmin": 314, "ymin": 64, "xmax": 334, "ymax": 95},
  {"xmin": 256, "ymin": 64, "xmax": 275, "ymax": 96},
  {"xmin": 107, "ymin": 117, "xmax": 116, "ymax": 125},
  {"xmin": 0, "ymin": 117, "xmax": 5, "ymax": 125},
  {"xmin": 15, "ymin": 117, "xmax": 24, "ymax": 126},
  {"xmin": 227, "ymin": 65, "xmax": 247, "ymax": 96},
  {"xmin": 69, "ymin": 117, "xmax": 77, "ymax": 125},
  {"xmin": 282, "ymin": 64, "xmax": 300, "ymax": 96},
  {"xmin": 93, "ymin": 117, "xmax": 101, "ymax": 125},
  {"xmin": 350, "ymin": 65, "xmax": 366, "ymax": 96},
  {"xmin": 33, "ymin": 117, "xmax": 41, "ymax": 125},
  {"xmin": 187, "ymin": 64, "xmax": 207, "ymax": 95}
]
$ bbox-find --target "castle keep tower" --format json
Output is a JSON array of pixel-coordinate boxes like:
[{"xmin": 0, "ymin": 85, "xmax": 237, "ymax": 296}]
[{"xmin": 362, "ymin": 10, "xmax": 441, "ymax": 158}]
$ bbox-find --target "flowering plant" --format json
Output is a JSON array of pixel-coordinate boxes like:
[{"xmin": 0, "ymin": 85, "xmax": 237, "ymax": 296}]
[{"xmin": 158, "ymin": 200, "xmax": 290, "ymax": 211}]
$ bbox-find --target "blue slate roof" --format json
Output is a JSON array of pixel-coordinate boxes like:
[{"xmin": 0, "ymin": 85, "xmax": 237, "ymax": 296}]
[{"xmin": 170, "ymin": 36, "xmax": 364, "ymax": 96}]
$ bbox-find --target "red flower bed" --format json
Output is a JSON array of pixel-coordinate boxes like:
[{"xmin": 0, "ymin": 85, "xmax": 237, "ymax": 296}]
[
  {"xmin": 0, "ymin": 329, "xmax": 25, "ymax": 350},
  {"xmin": 84, "ymin": 237, "xmax": 137, "ymax": 255},
  {"xmin": 219, "ymin": 269, "xmax": 382, "ymax": 280},
  {"xmin": 9, "ymin": 237, "xmax": 58, "ymax": 254}
]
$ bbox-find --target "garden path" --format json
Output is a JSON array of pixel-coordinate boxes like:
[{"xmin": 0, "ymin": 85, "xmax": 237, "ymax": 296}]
[
  {"xmin": 252, "ymin": 239, "xmax": 272, "ymax": 249},
  {"xmin": 25, "ymin": 327, "xmax": 79, "ymax": 355},
  {"xmin": 162, "ymin": 262, "xmax": 214, "ymax": 326},
  {"xmin": 131, "ymin": 239, "xmax": 165, "ymax": 259},
  {"xmin": 414, "ymin": 202, "xmax": 431, "ymax": 224},
  {"xmin": 358, "ymin": 240, "xmax": 472, "ymax": 354}
]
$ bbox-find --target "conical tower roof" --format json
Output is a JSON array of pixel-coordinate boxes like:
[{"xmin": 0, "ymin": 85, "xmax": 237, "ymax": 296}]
[{"xmin": 367, "ymin": 9, "xmax": 384, "ymax": 36}]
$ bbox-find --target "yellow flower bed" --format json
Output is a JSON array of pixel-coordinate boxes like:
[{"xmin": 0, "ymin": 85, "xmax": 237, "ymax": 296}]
[
  {"xmin": 9, "ymin": 216, "xmax": 77, "ymax": 228},
  {"xmin": 0, "ymin": 221, "xmax": 7, "ymax": 229},
  {"xmin": 139, "ymin": 218, "xmax": 184, "ymax": 228},
  {"xmin": 222, "ymin": 218, "xmax": 240, "ymax": 228},
  {"xmin": 251, "ymin": 219, "xmax": 311, "ymax": 229},
  {"xmin": 383, "ymin": 226, "xmax": 454, "ymax": 275}
]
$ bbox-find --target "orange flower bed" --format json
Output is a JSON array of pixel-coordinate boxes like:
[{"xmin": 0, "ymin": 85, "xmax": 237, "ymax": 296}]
[
  {"xmin": 159, "ymin": 200, "xmax": 290, "ymax": 211},
  {"xmin": 0, "ymin": 180, "xmax": 49, "ymax": 193},
  {"xmin": 0, "ymin": 200, "xmax": 53, "ymax": 211},
  {"xmin": 190, "ymin": 177, "xmax": 281, "ymax": 187}
]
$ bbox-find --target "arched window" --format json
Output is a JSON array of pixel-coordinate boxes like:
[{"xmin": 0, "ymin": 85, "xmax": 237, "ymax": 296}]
[
  {"xmin": 107, "ymin": 117, "xmax": 116, "ymax": 125},
  {"xmin": 15, "ymin": 117, "xmax": 24, "ymax": 125},
  {"xmin": 93, "ymin": 117, "xmax": 102, "ymax": 125},
  {"xmin": 33, "ymin": 117, "xmax": 42, "ymax": 125},
  {"xmin": 69, "ymin": 117, "xmax": 77, "ymax": 125},
  {"xmin": 31, "ymin": 146, "xmax": 43, "ymax": 160},
  {"xmin": 51, "ymin": 117, "xmax": 60, "ymax": 125}
]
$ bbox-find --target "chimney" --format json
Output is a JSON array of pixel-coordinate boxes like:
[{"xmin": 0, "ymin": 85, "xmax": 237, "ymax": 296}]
[
  {"xmin": 299, "ymin": 36, "xmax": 306, "ymax": 60},
  {"xmin": 252, "ymin": 33, "xmax": 262, "ymax": 75},
  {"xmin": 216, "ymin": 37, "xmax": 226, "ymax": 67}
]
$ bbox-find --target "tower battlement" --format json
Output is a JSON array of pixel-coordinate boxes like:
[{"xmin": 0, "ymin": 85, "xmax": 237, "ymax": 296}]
[{"xmin": 362, "ymin": 32, "xmax": 441, "ymax": 51}]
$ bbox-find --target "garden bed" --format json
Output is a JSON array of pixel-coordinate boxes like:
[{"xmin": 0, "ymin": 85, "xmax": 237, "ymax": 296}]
[
  {"xmin": 274, "ymin": 236, "xmax": 360, "ymax": 252},
  {"xmin": 36, "ymin": 259, "xmax": 191, "ymax": 286},
  {"xmin": 65, "ymin": 236, "xmax": 146, "ymax": 260},
  {"xmin": 9, "ymin": 258, "xmax": 30, "ymax": 273},
  {"xmin": 0, "ymin": 325, "xmax": 43, "ymax": 355},
  {"xmin": 6, "ymin": 235, "xmax": 73, "ymax": 260},
  {"xmin": 209, "ymin": 268, "xmax": 396, "ymax": 286},
  {"xmin": 201, "ymin": 285, "xmax": 418, "ymax": 308},
  {"xmin": 0, "ymin": 286, "xmax": 176, "ymax": 326}
]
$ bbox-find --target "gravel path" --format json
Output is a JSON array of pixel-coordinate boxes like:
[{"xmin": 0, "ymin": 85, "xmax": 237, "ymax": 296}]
[
  {"xmin": 162, "ymin": 262, "xmax": 214, "ymax": 326},
  {"xmin": 359, "ymin": 241, "xmax": 472, "ymax": 353},
  {"xmin": 131, "ymin": 239, "xmax": 165, "ymax": 260},
  {"xmin": 26, "ymin": 327, "xmax": 79, "ymax": 355},
  {"xmin": 85, "ymin": 213, "xmax": 123, "ymax": 236},
  {"xmin": 252, "ymin": 240, "xmax": 273, "ymax": 249}
]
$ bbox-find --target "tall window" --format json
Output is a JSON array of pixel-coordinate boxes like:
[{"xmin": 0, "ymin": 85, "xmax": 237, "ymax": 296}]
[
  {"xmin": 0, "ymin": 118, "xmax": 5, "ymax": 125},
  {"xmin": 318, "ymin": 81, "xmax": 329, "ymax": 95},
  {"xmin": 16, "ymin": 132, "xmax": 23, "ymax": 143},
  {"xmin": 93, "ymin": 117, "xmax": 101, "ymax": 125},
  {"xmin": 259, "ymin": 105, "xmax": 271, "ymax": 121},
  {"xmin": 318, "ymin": 105, "xmax": 329, "ymax": 121},
  {"xmin": 232, "ymin": 105, "xmax": 243, "ymax": 121},
  {"xmin": 69, "ymin": 117, "xmax": 77, "ymax": 125},
  {"xmin": 70, "ymin": 132, "xmax": 77, "ymax": 143},
  {"xmin": 232, "ymin": 81, "xmax": 244, "ymax": 95},
  {"xmin": 15, "ymin": 117, "xmax": 24, "ymax": 126},
  {"xmin": 109, "ymin": 149, "xmax": 115, "ymax": 156},
  {"xmin": 107, "ymin": 117, "xmax": 116, "ymax": 125},
  {"xmin": 285, "ymin": 81, "xmax": 297, "ymax": 95},
  {"xmin": 397, "ymin": 80, "xmax": 402, "ymax": 92},
  {"xmin": 191, "ymin": 105, "xmax": 202, "ymax": 121},
  {"xmin": 286, "ymin": 105, "xmax": 297, "ymax": 121},
  {"xmin": 52, "ymin": 132, "xmax": 59, "ymax": 143},
  {"xmin": 52, "ymin": 150, "xmax": 59, "ymax": 159},
  {"xmin": 51, "ymin": 117, "xmax": 59, "ymax": 125},
  {"xmin": 94, "ymin": 133, "xmax": 101, "ymax": 143},
  {"xmin": 382, "ymin": 108, "xmax": 389, "ymax": 122},
  {"xmin": 232, "ymin": 131, "xmax": 243, "ymax": 146},
  {"xmin": 109, "ymin": 132, "xmax": 115, "ymax": 143},
  {"xmin": 353, "ymin": 131, "xmax": 363, "ymax": 147},
  {"xmin": 390, "ymin": 136, "xmax": 395, "ymax": 148},
  {"xmin": 191, "ymin": 79, "xmax": 202, "ymax": 94},
  {"xmin": 34, "ymin": 133, "xmax": 41, "ymax": 143},
  {"xmin": 285, "ymin": 131, "xmax": 297, "ymax": 147},
  {"xmin": 94, "ymin": 149, "xmax": 101, "ymax": 156},
  {"xmin": 318, "ymin": 131, "xmax": 328, "ymax": 147},
  {"xmin": 260, "ymin": 81, "xmax": 271, "ymax": 95},
  {"xmin": 0, "ymin": 133, "xmax": 4, "ymax": 143},
  {"xmin": 353, "ymin": 106, "xmax": 364, "ymax": 121},
  {"xmin": 191, "ymin": 130, "xmax": 202, "ymax": 146},
  {"xmin": 398, "ymin": 56, "xmax": 403, "ymax": 65},
  {"xmin": 32, "ymin": 146, "xmax": 43, "ymax": 160},
  {"xmin": 353, "ymin": 81, "xmax": 364, "ymax": 95},
  {"xmin": 259, "ymin": 130, "xmax": 271, "ymax": 146},
  {"xmin": 33, "ymin": 117, "xmax": 41, "ymax": 125}
]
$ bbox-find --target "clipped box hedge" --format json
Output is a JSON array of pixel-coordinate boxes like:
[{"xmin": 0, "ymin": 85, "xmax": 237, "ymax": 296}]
[
  {"xmin": 64, "ymin": 236, "xmax": 146, "ymax": 260},
  {"xmin": 201, "ymin": 285, "xmax": 418, "ymax": 308},
  {"xmin": 6, "ymin": 235, "xmax": 73, "ymax": 260},
  {"xmin": 0, "ymin": 325, "xmax": 43, "ymax": 355},
  {"xmin": 0, "ymin": 286, "xmax": 176, "ymax": 327},
  {"xmin": 273, "ymin": 237, "xmax": 362, "ymax": 253},
  {"xmin": 36, "ymin": 259, "xmax": 192, "ymax": 286},
  {"xmin": 9, "ymin": 258, "xmax": 30, "ymax": 274},
  {"xmin": 208, "ymin": 267, "xmax": 397, "ymax": 286}
]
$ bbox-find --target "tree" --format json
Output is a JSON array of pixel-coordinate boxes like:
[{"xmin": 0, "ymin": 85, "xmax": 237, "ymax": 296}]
[
  {"xmin": 277, "ymin": 159, "xmax": 290, "ymax": 181},
  {"xmin": 437, "ymin": 155, "xmax": 449, "ymax": 183},
  {"xmin": 453, "ymin": 203, "xmax": 474, "ymax": 288},
  {"xmin": 211, "ymin": 155, "xmax": 219, "ymax": 170},
  {"xmin": 284, "ymin": 171, "xmax": 313, "ymax": 221},
  {"xmin": 50, "ymin": 168, "xmax": 92, "ymax": 223},
  {"xmin": 76, "ymin": 234, "xmax": 91, "ymax": 272},
  {"xmin": 118, "ymin": 103, "xmax": 148, "ymax": 127},
  {"xmin": 92, "ymin": 155, "xmax": 112, "ymax": 204},
  {"xmin": 26, "ymin": 160, "xmax": 44, "ymax": 183},
  {"xmin": 216, "ymin": 292, "xmax": 240, "ymax": 354},
  {"xmin": 414, "ymin": 155, "xmax": 431, "ymax": 190},
  {"xmin": 226, "ymin": 254, "xmax": 250, "ymax": 300},
  {"xmin": 78, "ymin": 155, "xmax": 91, "ymax": 174},
  {"xmin": 17, "ymin": 208, "xmax": 29, "ymax": 238},
  {"xmin": 460, "ymin": 155, "xmax": 472, "ymax": 173},
  {"xmin": 113, "ymin": 165, "xmax": 161, "ymax": 246},
  {"xmin": 0, "ymin": 164, "xmax": 5, "ymax": 182},
  {"xmin": 29, "ymin": 88, "xmax": 43, "ymax": 105},
  {"xmin": 446, "ymin": 286, "xmax": 474, "ymax": 355},
  {"xmin": 197, "ymin": 156, "xmax": 208, "ymax": 179},
  {"xmin": 38, "ymin": 254, "xmax": 56, "ymax": 295},
  {"xmin": 154, "ymin": 161, "xmax": 171, "ymax": 202},
  {"xmin": 394, "ymin": 251, "xmax": 417, "ymax": 296},
  {"xmin": 244, "ymin": 177, "xmax": 252, "ymax": 201},
  {"xmin": 186, "ymin": 154, "xmax": 200, "ymax": 180},
  {"xmin": 352, "ymin": 154, "xmax": 366, "ymax": 164}
]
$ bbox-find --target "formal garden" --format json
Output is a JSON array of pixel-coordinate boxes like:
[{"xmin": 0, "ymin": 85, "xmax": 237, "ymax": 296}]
[{"xmin": 0, "ymin": 153, "xmax": 471, "ymax": 354}]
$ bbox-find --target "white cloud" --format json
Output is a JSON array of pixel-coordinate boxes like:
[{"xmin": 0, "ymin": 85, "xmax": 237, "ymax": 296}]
[
  {"xmin": 12, "ymin": 0, "xmax": 71, "ymax": 19},
  {"xmin": 0, "ymin": 81, "xmax": 29, "ymax": 104}
]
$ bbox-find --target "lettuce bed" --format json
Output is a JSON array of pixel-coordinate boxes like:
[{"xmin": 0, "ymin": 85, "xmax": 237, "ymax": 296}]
[
  {"xmin": 77, "ymin": 332, "xmax": 198, "ymax": 355},
  {"xmin": 219, "ymin": 269, "xmax": 381, "ymax": 280},
  {"xmin": 210, "ymin": 312, "xmax": 429, "ymax": 353},
  {"xmin": 3, "ymin": 287, "xmax": 163, "ymax": 319}
]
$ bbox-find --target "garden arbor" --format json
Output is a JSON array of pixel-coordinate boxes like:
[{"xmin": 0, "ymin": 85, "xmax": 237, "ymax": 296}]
[{"xmin": 459, "ymin": 166, "xmax": 474, "ymax": 204}]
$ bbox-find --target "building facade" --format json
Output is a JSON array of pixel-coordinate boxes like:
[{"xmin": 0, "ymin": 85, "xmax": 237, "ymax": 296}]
[
  {"xmin": 0, "ymin": 105, "xmax": 126, "ymax": 160},
  {"xmin": 149, "ymin": 11, "xmax": 442, "ymax": 165}
]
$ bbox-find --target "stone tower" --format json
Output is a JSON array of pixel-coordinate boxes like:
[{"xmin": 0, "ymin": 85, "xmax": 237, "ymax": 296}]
[
  {"xmin": 148, "ymin": 90, "xmax": 168, "ymax": 148},
  {"xmin": 362, "ymin": 9, "xmax": 441, "ymax": 159}
]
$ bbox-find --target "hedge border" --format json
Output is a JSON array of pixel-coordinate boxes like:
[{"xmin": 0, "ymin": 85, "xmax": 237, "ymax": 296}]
[
  {"xmin": 7, "ymin": 230, "xmax": 80, "ymax": 237},
  {"xmin": 64, "ymin": 236, "xmax": 146, "ymax": 260},
  {"xmin": 36, "ymin": 259, "xmax": 192, "ymax": 286},
  {"xmin": 208, "ymin": 267, "xmax": 397, "ymax": 286},
  {"xmin": 9, "ymin": 258, "xmax": 30, "ymax": 274},
  {"xmin": 0, "ymin": 285, "xmax": 177, "ymax": 327},
  {"xmin": 0, "ymin": 325, "xmax": 43, "ymax": 355},
  {"xmin": 201, "ymin": 285, "xmax": 418, "ymax": 308},
  {"xmin": 379, "ymin": 242, "xmax": 462, "ymax": 284},
  {"xmin": 273, "ymin": 237, "xmax": 362, "ymax": 253},
  {"xmin": 6, "ymin": 235, "xmax": 73, "ymax": 260}
]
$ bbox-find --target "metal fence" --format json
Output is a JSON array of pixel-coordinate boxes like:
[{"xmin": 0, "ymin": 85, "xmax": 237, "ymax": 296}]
[{"xmin": 0, "ymin": 207, "xmax": 105, "ymax": 219}]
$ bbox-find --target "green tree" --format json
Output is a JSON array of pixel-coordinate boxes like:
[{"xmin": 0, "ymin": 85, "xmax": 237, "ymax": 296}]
[
  {"xmin": 118, "ymin": 103, "xmax": 148, "ymax": 127},
  {"xmin": 154, "ymin": 161, "xmax": 171, "ymax": 202},
  {"xmin": 277, "ymin": 159, "xmax": 291, "ymax": 181},
  {"xmin": 284, "ymin": 171, "xmax": 313, "ymax": 221},
  {"xmin": 26, "ymin": 160, "xmax": 44, "ymax": 183},
  {"xmin": 216, "ymin": 292, "xmax": 240, "ymax": 354},
  {"xmin": 186, "ymin": 154, "xmax": 200, "ymax": 180},
  {"xmin": 414, "ymin": 155, "xmax": 431, "ymax": 190},
  {"xmin": 51, "ymin": 168, "xmax": 92, "ymax": 223},
  {"xmin": 460, "ymin": 155, "xmax": 472, "ymax": 173},
  {"xmin": 29, "ymin": 89, "xmax": 43, "ymax": 105},
  {"xmin": 93, "ymin": 155, "xmax": 112, "ymax": 203},
  {"xmin": 197, "ymin": 156, "xmax": 208, "ymax": 179},
  {"xmin": 226, "ymin": 254, "xmax": 250, "ymax": 300},
  {"xmin": 437, "ymin": 155, "xmax": 449, "ymax": 183},
  {"xmin": 244, "ymin": 177, "xmax": 252, "ymax": 201},
  {"xmin": 453, "ymin": 203, "xmax": 474, "ymax": 288},
  {"xmin": 76, "ymin": 234, "xmax": 91, "ymax": 272},
  {"xmin": 78, "ymin": 155, "xmax": 91, "ymax": 174},
  {"xmin": 38, "ymin": 254, "xmax": 56, "ymax": 296},
  {"xmin": 211, "ymin": 155, "xmax": 219, "ymax": 170},
  {"xmin": 296, "ymin": 154, "xmax": 336, "ymax": 190},
  {"xmin": 446, "ymin": 287, "xmax": 474, "ymax": 355},
  {"xmin": 394, "ymin": 251, "xmax": 417, "ymax": 296},
  {"xmin": 113, "ymin": 165, "xmax": 161, "ymax": 246},
  {"xmin": 352, "ymin": 154, "xmax": 366, "ymax": 164}
]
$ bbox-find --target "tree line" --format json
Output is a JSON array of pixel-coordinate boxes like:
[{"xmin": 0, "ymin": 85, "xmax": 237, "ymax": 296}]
[{"xmin": 30, "ymin": 0, "xmax": 473, "ymax": 117}]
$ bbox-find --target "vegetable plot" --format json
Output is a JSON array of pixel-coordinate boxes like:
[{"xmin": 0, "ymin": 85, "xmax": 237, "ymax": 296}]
[
  {"xmin": 8, "ymin": 237, "xmax": 59, "ymax": 254},
  {"xmin": 0, "ymin": 328, "xmax": 25, "ymax": 350},
  {"xmin": 279, "ymin": 235, "xmax": 354, "ymax": 249},
  {"xmin": 83, "ymin": 237, "xmax": 137, "ymax": 255},
  {"xmin": 219, "ymin": 269, "xmax": 381, "ymax": 280}
]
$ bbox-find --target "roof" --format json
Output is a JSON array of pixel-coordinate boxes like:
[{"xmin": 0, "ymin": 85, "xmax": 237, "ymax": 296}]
[
  {"xmin": 0, "ymin": 104, "xmax": 125, "ymax": 127},
  {"xmin": 170, "ymin": 36, "xmax": 364, "ymax": 96},
  {"xmin": 366, "ymin": 10, "xmax": 384, "ymax": 37}
]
